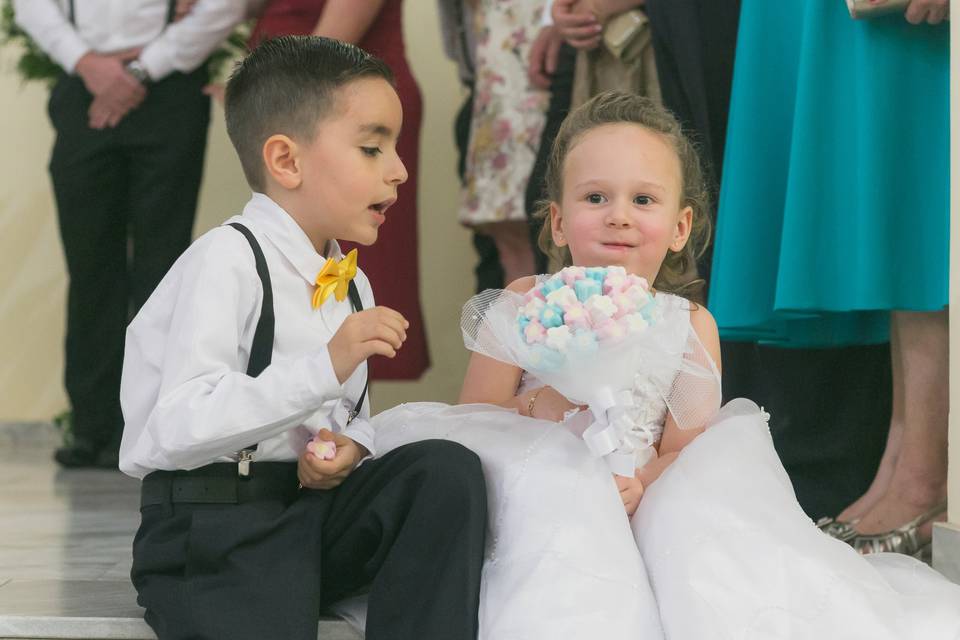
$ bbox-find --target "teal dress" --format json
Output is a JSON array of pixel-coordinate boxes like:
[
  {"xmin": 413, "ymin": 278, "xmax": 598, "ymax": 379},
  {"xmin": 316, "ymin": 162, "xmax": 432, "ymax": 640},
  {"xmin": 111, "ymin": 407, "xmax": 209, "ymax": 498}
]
[{"xmin": 708, "ymin": 0, "xmax": 949, "ymax": 347}]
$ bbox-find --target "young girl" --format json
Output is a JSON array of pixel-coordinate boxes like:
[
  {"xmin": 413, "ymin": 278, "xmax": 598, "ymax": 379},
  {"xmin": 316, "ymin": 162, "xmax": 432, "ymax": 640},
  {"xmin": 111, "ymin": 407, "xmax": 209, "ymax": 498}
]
[{"xmin": 359, "ymin": 92, "xmax": 960, "ymax": 638}]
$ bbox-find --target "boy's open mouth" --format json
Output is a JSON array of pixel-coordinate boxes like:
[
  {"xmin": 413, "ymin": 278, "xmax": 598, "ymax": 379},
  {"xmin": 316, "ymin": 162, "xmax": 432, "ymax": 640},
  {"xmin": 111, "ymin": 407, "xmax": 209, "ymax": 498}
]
[{"xmin": 369, "ymin": 197, "xmax": 396, "ymax": 214}]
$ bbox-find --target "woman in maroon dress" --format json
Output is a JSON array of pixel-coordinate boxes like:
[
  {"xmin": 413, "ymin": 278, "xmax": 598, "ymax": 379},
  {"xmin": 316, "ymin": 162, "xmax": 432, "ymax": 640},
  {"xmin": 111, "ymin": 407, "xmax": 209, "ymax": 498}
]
[{"xmin": 251, "ymin": 0, "xmax": 429, "ymax": 380}]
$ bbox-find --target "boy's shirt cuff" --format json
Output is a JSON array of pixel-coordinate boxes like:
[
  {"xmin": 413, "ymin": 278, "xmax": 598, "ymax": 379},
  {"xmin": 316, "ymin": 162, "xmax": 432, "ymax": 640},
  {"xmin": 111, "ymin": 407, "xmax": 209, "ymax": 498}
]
[{"xmin": 341, "ymin": 418, "xmax": 376, "ymax": 463}]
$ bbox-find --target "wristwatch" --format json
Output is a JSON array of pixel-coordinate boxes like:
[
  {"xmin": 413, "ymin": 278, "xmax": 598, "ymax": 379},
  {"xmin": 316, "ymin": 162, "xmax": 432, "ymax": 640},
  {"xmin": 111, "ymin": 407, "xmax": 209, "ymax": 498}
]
[{"xmin": 125, "ymin": 59, "xmax": 151, "ymax": 85}]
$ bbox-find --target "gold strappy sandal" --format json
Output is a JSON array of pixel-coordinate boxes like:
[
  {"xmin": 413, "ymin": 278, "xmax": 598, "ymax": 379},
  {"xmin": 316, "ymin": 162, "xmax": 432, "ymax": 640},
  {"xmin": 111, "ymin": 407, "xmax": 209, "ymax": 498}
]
[
  {"xmin": 849, "ymin": 500, "xmax": 948, "ymax": 559},
  {"xmin": 816, "ymin": 516, "xmax": 860, "ymax": 542}
]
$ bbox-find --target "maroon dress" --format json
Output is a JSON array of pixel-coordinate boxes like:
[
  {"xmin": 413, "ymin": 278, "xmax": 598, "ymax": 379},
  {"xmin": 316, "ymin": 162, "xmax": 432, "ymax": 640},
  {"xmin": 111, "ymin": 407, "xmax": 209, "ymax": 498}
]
[{"xmin": 251, "ymin": 0, "xmax": 429, "ymax": 380}]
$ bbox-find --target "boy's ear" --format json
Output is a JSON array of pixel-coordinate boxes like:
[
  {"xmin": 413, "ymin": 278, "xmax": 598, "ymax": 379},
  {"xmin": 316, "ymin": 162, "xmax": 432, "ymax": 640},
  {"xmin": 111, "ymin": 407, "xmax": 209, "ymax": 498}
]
[
  {"xmin": 262, "ymin": 134, "xmax": 302, "ymax": 190},
  {"xmin": 670, "ymin": 205, "xmax": 693, "ymax": 253},
  {"xmin": 550, "ymin": 202, "xmax": 567, "ymax": 248}
]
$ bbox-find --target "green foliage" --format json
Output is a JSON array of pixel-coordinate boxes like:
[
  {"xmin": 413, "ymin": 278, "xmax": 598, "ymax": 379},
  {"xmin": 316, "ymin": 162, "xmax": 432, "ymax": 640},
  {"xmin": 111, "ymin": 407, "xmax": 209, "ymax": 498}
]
[
  {"xmin": 208, "ymin": 23, "xmax": 251, "ymax": 83},
  {"xmin": 53, "ymin": 409, "xmax": 73, "ymax": 446},
  {"xmin": 1, "ymin": 0, "xmax": 62, "ymax": 87}
]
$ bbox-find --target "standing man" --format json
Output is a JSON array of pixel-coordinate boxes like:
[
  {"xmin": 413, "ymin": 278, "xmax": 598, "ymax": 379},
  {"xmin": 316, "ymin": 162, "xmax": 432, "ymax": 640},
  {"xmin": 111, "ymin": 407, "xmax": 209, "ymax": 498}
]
[{"xmin": 14, "ymin": 0, "xmax": 245, "ymax": 468}]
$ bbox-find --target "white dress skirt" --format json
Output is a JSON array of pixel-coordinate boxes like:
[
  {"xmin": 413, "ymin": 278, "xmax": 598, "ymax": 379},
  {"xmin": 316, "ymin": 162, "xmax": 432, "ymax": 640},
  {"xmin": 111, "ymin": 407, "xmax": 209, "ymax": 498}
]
[
  {"xmin": 335, "ymin": 292, "xmax": 960, "ymax": 639},
  {"xmin": 366, "ymin": 399, "xmax": 960, "ymax": 640}
]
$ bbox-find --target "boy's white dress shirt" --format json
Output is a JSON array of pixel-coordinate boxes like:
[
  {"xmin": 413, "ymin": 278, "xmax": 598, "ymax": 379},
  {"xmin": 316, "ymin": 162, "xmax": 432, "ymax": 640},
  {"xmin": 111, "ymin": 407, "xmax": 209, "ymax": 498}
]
[
  {"xmin": 12, "ymin": 0, "xmax": 245, "ymax": 81},
  {"xmin": 119, "ymin": 193, "xmax": 375, "ymax": 479}
]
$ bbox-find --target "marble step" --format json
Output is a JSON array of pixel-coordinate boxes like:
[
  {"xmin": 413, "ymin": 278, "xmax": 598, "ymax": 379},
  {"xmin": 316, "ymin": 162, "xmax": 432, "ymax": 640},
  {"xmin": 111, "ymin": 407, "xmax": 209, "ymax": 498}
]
[
  {"xmin": 0, "ymin": 580, "xmax": 361, "ymax": 640},
  {"xmin": 0, "ymin": 426, "xmax": 363, "ymax": 638}
]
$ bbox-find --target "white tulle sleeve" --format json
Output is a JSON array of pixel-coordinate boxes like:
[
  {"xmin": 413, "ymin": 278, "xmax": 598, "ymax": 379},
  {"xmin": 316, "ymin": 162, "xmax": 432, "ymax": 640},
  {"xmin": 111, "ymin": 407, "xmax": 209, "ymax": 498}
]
[
  {"xmin": 461, "ymin": 288, "xmax": 523, "ymax": 366},
  {"xmin": 657, "ymin": 316, "xmax": 722, "ymax": 431}
]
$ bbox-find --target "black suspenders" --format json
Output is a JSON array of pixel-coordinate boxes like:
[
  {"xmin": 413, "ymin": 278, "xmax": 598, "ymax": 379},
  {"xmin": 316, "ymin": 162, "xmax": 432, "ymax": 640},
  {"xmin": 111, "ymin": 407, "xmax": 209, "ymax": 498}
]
[
  {"xmin": 227, "ymin": 223, "xmax": 275, "ymax": 378},
  {"xmin": 67, "ymin": 0, "xmax": 176, "ymax": 28},
  {"xmin": 227, "ymin": 223, "xmax": 368, "ymax": 475}
]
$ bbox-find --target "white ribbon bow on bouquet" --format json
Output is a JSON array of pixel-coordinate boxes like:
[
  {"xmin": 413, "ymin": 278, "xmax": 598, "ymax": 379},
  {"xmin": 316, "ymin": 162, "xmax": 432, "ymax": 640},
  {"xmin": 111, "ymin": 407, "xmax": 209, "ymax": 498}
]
[{"xmin": 577, "ymin": 388, "xmax": 658, "ymax": 477}]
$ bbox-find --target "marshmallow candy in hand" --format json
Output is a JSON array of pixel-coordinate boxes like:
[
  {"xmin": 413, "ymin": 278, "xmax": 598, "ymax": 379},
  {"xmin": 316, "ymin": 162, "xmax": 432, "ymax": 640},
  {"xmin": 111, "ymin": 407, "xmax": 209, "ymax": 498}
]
[{"xmin": 307, "ymin": 435, "xmax": 337, "ymax": 460}]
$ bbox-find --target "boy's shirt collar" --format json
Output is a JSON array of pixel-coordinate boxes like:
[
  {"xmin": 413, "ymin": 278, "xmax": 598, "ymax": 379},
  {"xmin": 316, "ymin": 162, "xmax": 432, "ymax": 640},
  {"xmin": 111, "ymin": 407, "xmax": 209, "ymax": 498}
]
[{"xmin": 242, "ymin": 192, "xmax": 345, "ymax": 286}]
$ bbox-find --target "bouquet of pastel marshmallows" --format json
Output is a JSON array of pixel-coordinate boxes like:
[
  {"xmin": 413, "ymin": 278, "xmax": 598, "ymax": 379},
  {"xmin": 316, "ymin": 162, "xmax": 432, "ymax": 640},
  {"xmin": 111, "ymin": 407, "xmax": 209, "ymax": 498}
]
[
  {"xmin": 517, "ymin": 265, "xmax": 660, "ymax": 367},
  {"xmin": 463, "ymin": 265, "xmax": 720, "ymax": 477}
]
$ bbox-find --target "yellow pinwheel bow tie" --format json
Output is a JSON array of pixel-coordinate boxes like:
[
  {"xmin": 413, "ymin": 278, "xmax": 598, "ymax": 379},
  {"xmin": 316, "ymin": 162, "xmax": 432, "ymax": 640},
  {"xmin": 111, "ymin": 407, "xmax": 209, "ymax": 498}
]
[{"xmin": 312, "ymin": 248, "xmax": 358, "ymax": 309}]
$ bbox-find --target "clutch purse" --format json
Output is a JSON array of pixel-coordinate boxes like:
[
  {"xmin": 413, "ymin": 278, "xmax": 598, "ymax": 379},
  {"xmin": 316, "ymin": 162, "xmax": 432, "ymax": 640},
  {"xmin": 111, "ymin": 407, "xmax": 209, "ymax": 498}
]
[
  {"xmin": 846, "ymin": 0, "xmax": 911, "ymax": 19},
  {"xmin": 603, "ymin": 9, "xmax": 646, "ymax": 59}
]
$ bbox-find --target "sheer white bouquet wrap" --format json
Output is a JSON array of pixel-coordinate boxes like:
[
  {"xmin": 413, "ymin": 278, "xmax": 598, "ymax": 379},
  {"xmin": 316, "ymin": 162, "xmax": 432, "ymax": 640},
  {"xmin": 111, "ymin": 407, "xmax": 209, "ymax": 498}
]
[{"xmin": 462, "ymin": 266, "xmax": 722, "ymax": 477}]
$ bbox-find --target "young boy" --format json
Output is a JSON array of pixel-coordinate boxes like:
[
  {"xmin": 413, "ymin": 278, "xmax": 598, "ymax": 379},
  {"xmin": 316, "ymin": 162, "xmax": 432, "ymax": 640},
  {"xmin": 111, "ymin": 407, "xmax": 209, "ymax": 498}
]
[{"xmin": 119, "ymin": 36, "xmax": 486, "ymax": 640}]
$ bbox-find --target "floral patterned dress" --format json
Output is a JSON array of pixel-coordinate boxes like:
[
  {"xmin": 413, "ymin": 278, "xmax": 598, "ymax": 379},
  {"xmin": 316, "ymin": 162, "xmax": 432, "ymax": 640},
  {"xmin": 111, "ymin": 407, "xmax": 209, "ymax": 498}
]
[{"xmin": 460, "ymin": 1, "xmax": 551, "ymax": 227}]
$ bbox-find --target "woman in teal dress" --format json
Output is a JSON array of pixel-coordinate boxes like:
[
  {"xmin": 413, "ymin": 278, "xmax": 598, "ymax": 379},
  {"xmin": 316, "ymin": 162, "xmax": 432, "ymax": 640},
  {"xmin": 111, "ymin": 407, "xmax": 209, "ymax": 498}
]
[{"xmin": 710, "ymin": 0, "xmax": 949, "ymax": 553}]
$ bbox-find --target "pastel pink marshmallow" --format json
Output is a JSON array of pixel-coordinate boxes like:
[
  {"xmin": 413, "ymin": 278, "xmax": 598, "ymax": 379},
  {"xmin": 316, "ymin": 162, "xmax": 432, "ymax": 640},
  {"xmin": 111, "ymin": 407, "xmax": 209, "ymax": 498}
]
[
  {"xmin": 563, "ymin": 304, "xmax": 591, "ymax": 330},
  {"xmin": 546, "ymin": 286, "xmax": 578, "ymax": 309},
  {"xmin": 307, "ymin": 438, "xmax": 337, "ymax": 460},
  {"xmin": 603, "ymin": 274, "xmax": 629, "ymax": 295},
  {"xmin": 522, "ymin": 297, "xmax": 545, "ymax": 318},
  {"xmin": 561, "ymin": 266, "xmax": 587, "ymax": 286},
  {"xmin": 611, "ymin": 294, "xmax": 637, "ymax": 319},
  {"xmin": 625, "ymin": 284, "xmax": 652, "ymax": 305},
  {"xmin": 524, "ymin": 320, "xmax": 547, "ymax": 343},
  {"xmin": 523, "ymin": 287, "xmax": 546, "ymax": 303},
  {"xmin": 585, "ymin": 295, "xmax": 618, "ymax": 323},
  {"xmin": 596, "ymin": 320, "xmax": 626, "ymax": 342}
]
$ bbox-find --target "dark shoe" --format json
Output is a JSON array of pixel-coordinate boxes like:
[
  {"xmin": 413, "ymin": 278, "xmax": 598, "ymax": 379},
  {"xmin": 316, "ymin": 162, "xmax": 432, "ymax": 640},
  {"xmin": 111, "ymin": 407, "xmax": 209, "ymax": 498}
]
[
  {"xmin": 54, "ymin": 443, "xmax": 120, "ymax": 469},
  {"xmin": 54, "ymin": 442, "xmax": 100, "ymax": 468},
  {"xmin": 94, "ymin": 447, "xmax": 120, "ymax": 470}
]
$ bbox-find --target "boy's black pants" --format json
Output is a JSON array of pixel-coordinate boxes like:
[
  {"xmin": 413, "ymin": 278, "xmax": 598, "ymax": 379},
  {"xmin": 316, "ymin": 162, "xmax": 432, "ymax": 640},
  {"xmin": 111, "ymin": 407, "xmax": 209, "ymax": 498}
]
[
  {"xmin": 131, "ymin": 440, "xmax": 487, "ymax": 640},
  {"xmin": 47, "ymin": 68, "xmax": 209, "ymax": 452}
]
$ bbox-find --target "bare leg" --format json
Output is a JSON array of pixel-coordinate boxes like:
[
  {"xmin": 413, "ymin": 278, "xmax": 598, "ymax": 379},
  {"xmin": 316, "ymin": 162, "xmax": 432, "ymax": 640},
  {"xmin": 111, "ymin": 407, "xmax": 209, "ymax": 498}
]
[
  {"xmin": 853, "ymin": 309, "xmax": 948, "ymax": 537},
  {"xmin": 483, "ymin": 221, "xmax": 537, "ymax": 284},
  {"xmin": 835, "ymin": 321, "xmax": 905, "ymax": 522}
]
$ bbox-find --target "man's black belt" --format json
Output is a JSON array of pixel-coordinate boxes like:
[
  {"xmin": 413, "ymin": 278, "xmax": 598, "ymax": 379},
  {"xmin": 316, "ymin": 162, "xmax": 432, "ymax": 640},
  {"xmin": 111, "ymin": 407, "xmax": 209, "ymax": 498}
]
[{"xmin": 140, "ymin": 461, "xmax": 299, "ymax": 508}]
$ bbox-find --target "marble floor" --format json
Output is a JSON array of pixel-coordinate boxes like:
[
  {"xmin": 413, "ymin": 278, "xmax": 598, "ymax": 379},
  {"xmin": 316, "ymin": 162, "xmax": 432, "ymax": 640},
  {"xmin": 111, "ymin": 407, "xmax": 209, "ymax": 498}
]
[
  {"xmin": 0, "ymin": 423, "xmax": 359, "ymax": 640},
  {"xmin": 3, "ymin": 421, "xmax": 957, "ymax": 639}
]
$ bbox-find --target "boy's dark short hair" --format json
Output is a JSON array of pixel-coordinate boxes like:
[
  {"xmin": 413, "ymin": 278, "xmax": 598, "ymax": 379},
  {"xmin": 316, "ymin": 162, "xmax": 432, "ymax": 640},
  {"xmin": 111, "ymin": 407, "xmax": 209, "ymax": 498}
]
[{"xmin": 225, "ymin": 35, "xmax": 395, "ymax": 192}]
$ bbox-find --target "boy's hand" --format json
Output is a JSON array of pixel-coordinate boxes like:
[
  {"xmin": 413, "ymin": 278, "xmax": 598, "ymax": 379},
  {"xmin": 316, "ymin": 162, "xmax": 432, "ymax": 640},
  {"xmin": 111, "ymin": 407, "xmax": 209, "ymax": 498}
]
[
  {"xmin": 328, "ymin": 306, "xmax": 408, "ymax": 384},
  {"xmin": 615, "ymin": 471, "xmax": 644, "ymax": 516},
  {"xmin": 298, "ymin": 429, "xmax": 368, "ymax": 490}
]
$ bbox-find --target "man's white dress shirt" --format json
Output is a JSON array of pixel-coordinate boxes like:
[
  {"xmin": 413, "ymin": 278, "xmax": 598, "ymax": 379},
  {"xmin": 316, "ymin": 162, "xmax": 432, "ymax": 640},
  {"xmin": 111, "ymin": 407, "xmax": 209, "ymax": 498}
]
[
  {"xmin": 12, "ymin": 0, "xmax": 245, "ymax": 80},
  {"xmin": 119, "ymin": 193, "xmax": 375, "ymax": 479}
]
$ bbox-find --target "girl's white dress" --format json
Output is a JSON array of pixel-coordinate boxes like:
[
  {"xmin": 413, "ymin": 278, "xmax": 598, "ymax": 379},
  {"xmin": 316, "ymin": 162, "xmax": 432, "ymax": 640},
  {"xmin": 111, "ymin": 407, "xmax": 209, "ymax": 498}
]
[{"xmin": 358, "ymin": 292, "xmax": 960, "ymax": 639}]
